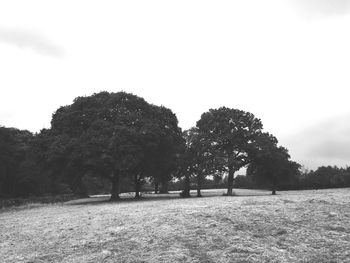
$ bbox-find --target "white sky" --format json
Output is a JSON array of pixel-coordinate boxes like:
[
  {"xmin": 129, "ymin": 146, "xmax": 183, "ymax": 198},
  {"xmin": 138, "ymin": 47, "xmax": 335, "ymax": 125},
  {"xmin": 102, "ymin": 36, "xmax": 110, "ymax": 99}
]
[{"xmin": 1, "ymin": 0, "xmax": 350, "ymax": 169}]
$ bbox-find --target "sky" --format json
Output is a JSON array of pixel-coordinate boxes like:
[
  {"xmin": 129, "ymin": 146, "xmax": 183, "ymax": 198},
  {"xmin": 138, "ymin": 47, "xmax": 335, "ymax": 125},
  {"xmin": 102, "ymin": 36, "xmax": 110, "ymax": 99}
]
[{"xmin": 0, "ymin": 0, "xmax": 349, "ymax": 170}]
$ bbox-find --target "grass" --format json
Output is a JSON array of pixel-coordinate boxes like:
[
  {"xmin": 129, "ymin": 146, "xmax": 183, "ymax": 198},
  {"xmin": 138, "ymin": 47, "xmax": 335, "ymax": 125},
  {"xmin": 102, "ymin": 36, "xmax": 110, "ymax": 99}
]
[{"xmin": 1, "ymin": 188, "xmax": 350, "ymax": 263}]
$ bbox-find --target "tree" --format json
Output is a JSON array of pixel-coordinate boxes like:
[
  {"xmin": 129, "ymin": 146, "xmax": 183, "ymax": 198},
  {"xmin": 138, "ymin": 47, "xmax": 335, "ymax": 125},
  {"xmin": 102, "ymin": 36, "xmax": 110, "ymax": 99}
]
[
  {"xmin": 178, "ymin": 128, "xmax": 197, "ymax": 197},
  {"xmin": 50, "ymin": 91, "xmax": 183, "ymax": 200},
  {"xmin": 178, "ymin": 128, "xmax": 213, "ymax": 197},
  {"xmin": 301, "ymin": 166, "xmax": 347, "ymax": 189},
  {"xmin": 196, "ymin": 107, "xmax": 263, "ymax": 196},
  {"xmin": 51, "ymin": 92, "xmax": 154, "ymax": 200},
  {"xmin": 29, "ymin": 129, "xmax": 74, "ymax": 195},
  {"xmin": 0, "ymin": 126, "xmax": 33, "ymax": 197},
  {"xmin": 63, "ymin": 137, "xmax": 89, "ymax": 197},
  {"xmin": 247, "ymin": 133, "xmax": 301, "ymax": 195},
  {"xmin": 154, "ymin": 106, "xmax": 184, "ymax": 194},
  {"xmin": 80, "ymin": 120, "xmax": 143, "ymax": 200}
]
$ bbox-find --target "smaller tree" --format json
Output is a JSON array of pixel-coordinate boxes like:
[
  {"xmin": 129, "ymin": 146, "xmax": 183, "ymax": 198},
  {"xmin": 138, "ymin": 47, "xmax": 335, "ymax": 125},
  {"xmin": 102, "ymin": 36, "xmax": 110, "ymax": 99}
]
[
  {"xmin": 0, "ymin": 127, "xmax": 34, "ymax": 197},
  {"xmin": 248, "ymin": 133, "xmax": 300, "ymax": 195},
  {"xmin": 150, "ymin": 106, "xmax": 184, "ymax": 194},
  {"xmin": 196, "ymin": 107, "xmax": 263, "ymax": 196},
  {"xmin": 179, "ymin": 128, "xmax": 212, "ymax": 197},
  {"xmin": 178, "ymin": 128, "xmax": 198, "ymax": 197}
]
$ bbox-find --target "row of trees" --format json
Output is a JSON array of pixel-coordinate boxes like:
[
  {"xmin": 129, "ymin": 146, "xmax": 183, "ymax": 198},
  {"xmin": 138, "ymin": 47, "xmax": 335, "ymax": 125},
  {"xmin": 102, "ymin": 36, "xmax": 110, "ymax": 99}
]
[
  {"xmin": 299, "ymin": 166, "xmax": 350, "ymax": 189},
  {"xmin": 1, "ymin": 91, "xmax": 307, "ymax": 199},
  {"xmin": 235, "ymin": 165, "xmax": 350, "ymax": 191}
]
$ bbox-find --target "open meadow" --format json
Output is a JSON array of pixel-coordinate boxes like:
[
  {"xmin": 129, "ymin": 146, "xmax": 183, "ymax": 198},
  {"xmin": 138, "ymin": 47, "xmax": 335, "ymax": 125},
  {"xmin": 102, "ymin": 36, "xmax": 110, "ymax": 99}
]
[{"xmin": 1, "ymin": 188, "xmax": 350, "ymax": 263}]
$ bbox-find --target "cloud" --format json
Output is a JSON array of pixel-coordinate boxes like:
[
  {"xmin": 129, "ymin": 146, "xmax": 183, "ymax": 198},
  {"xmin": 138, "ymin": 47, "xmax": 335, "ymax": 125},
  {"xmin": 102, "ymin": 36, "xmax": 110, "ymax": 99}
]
[
  {"xmin": 310, "ymin": 139, "xmax": 350, "ymax": 159},
  {"xmin": 0, "ymin": 28, "xmax": 64, "ymax": 57},
  {"xmin": 282, "ymin": 113, "xmax": 350, "ymax": 169},
  {"xmin": 290, "ymin": 0, "xmax": 350, "ymax": 17}
]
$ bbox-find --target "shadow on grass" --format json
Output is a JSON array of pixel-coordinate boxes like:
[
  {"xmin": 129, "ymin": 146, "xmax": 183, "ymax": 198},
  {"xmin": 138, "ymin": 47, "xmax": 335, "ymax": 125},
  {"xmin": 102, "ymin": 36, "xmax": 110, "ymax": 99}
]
[
  {"xmin": 65, "ymin": 189, "xmax": 272, "ymax": 206},
  {"xmin": 65, "ymin": 193, "xmax": 188, "ymax": 206}
]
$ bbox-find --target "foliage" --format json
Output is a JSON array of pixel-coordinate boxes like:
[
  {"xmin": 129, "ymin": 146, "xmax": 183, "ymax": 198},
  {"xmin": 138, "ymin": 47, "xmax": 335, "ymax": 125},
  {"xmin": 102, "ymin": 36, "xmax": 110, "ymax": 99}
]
[
  {"xmin": 246, "ymin": 132, "xmax": 301, "ymax": 194},
  {"xmin": 0, "ymin": 127, "xmax": 34, "ymax": 197},
  {"xmin": 196, "ymin": 107, "xmax": 263, "ymax": 195},
  {"xmin": 178, "ymin": 128, "xmax": 215, "ymax": 197},
  {"xmin": 1, "ymin": 96, "xmax": 350, "ymax": 200},
  {"xmin": 50, "ymin": 91, "xmax": 183, "ymax": 199},
  {"xmin": 299, "ymin": 166, "xmax": 350, "ymax": 189}
]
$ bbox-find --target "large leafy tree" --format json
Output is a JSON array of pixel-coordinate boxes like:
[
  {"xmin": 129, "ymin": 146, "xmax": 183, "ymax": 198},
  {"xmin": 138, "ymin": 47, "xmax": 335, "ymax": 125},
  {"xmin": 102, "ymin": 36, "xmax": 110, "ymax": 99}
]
[
  {"xmin": 51, "ymin": 92, "xmax": 151, "ymax": 199},
  {"xmin": 80, "ymin": 120, "xmax": 143, "ymax": 199},
  {"xmin": 50, "ymin": 91, "xmax": 183, "ymax": 200},
  {"xmin": 248, "ymin": 133, "xmax": 301, "ymax": 195},
  {"xmin": 196, "ymin": 107, "xmax": 263, "ymax": 196}
]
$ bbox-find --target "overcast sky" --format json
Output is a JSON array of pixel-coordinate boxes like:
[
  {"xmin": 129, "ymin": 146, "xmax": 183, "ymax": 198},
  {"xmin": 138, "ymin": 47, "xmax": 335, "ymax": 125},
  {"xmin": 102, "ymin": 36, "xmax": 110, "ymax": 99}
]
[{"xmin": 1, "ymin": 0, "xmax": 349, "ymax": 170}]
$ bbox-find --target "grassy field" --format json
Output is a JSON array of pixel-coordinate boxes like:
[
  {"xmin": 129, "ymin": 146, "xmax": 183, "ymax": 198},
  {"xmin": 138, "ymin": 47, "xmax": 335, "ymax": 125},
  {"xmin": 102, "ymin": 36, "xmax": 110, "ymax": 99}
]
[{"xmin": 1, "ymin": 188, "xmax": 349, "ymax": 263}]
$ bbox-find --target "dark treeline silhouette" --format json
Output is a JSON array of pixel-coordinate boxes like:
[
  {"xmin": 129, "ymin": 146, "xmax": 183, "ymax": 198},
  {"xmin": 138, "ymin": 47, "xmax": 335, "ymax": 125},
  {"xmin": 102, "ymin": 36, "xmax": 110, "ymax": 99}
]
[
  {"xmin": 234, "ymin": 165, "xmax": 350, "ymax": 191},
  {"xmin": 1, "ymin": 91, "xmax": 347, "ymax": 201}
]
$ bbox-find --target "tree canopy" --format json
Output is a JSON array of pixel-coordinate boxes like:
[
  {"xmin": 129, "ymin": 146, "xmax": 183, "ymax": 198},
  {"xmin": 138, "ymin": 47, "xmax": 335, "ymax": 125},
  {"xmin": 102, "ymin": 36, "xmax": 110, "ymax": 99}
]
[
  {"xmin": 247, "ymin": 132, "xmax": 301, "ymax": 194},
  {"xmin": 0, "ymin": 127, "xmax": 33, "ymax": 197},
  {"xmin": 196, "ymin": 107, "xmax": 263, "ymax": 195},
  {"xmin": 49, "ymin": 91, "xmax": 183, "ymax": 199},
  {"xmin": 179, "ymin": 128, "xmax": 212, "ymax": 197},
  {"xmin": 2, "ymin": 92, "xmax": 343, "ymax": 201}
]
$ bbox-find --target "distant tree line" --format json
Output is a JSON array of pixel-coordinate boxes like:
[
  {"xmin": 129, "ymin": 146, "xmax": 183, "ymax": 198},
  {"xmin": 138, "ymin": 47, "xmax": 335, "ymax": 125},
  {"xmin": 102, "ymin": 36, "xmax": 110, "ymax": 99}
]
[
  {"xmin": 234, "ymin": 165, "xmax": 350, "ymax": 191},
  {"xmin": 1, "ymin": 91, "xmax": 347, "ymax": 200}
]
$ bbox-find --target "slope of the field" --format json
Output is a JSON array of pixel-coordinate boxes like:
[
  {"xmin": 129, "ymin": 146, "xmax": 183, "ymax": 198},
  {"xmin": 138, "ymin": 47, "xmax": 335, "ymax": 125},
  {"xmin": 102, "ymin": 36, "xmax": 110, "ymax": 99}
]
[{"xmin": 1, "ymin": 188, "xmax": 349, "ymax": 263}]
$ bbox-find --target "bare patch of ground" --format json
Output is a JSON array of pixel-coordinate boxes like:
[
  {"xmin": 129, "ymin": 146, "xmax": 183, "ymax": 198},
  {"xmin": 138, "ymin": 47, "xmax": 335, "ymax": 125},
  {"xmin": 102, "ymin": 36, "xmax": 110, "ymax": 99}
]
[{"xmin": 1, "ymin": 188, "xmax": 349, "ymax": 263}]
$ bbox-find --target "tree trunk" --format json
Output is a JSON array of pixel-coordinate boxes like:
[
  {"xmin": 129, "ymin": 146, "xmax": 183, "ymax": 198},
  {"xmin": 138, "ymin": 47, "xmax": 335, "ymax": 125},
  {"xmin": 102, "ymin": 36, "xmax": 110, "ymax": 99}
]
[
  {"xmin": 110, "ymin": 171, "xmax": 120, "ymax": 201},
  {"xmin": 160, "ymin": 180, "xmax": 168, "ymax": 194},
  {"xmin": 197, "ymin": 175, "xmax": 202, "ymax": 197},
  {"xmin": 226, "ymin": 166, "xmax": 235, "ymax": 196},
  {"xmin": 154, "ymin": 182, "xmax": 159, "ymax": 194},
  {"xmin": 181, "ymin": 173, "xmax": 191, "ymax": 198},
  {"xmin": 272, "ymin": 178, "xmax": 277, "ymax": 195},
  {"xmin": 134, "ymin": 174, "xmax": 141, "ymax": 199},
  {"xmin": 75, "ymin": 175, "xmax": 88, "ymax": 198}
]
